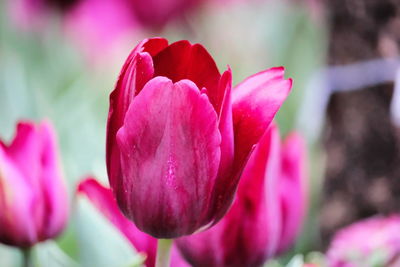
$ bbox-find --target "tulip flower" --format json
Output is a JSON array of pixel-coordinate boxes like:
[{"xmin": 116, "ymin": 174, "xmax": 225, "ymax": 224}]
[
  {"xmin": 176, "ymin": 125, "xmax": 307, "ymax": 267},
  {"xmin": 326, "ymin": 215, "xmax": 400, "ymax": 267},
  {"xmin": 0, "ymin": 121, "xmax": 68, "ymax": 248},
  {"xmin": 106, "ymin": 38, "xmax": 292, "ymax": 244},
  {"xmin": 77, "ymin": 177, "xmax": 189, "ymax": 267}
]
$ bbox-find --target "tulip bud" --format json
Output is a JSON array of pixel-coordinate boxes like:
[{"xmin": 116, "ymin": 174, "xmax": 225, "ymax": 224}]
[
  {"xmin": 77, "ymin": 178, "xmax": 189, "ymax": 267},
  {"xmin": 326, "ymin": 215, "xmax": 400, "ymax": 266},
  {"xmin": 107, "ymin": 38, "xmax": 292, "ymax": 238},
  {"xmin": 176, "ymin": 125, "xmax": 308, "ymax": 267},
  {"xmin": 0, "ymin": 121, "xmax": 68, "ymax": 247}
]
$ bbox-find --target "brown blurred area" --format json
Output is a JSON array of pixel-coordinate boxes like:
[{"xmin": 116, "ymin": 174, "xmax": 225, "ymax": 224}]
[{"xmin": 320, "ymin": 0, "xmax": 400, "ymax": 247}]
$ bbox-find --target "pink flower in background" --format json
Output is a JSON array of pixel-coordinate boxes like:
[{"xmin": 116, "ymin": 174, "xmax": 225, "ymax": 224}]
[
  {"xmin": 10, "ymin": 0, "xmax": 47, "ymax": 30},
  {"xmin": 277, "ymin": 132, "xmax": 308, "ymax": 254},
  {"xmin": 64, "ymin": 0, "xmax": 138, "ymax": 60},
  {"xmin": 129, "ymin": 0, "xmax": 204, "ymax": 28},
  {"xmin": 106, "ymin": 37, "xmax": 292, "ymax": 238},
  {"xmin": 77, "ymin": 178, "xmax": 189, "ymax": 267},
  {"xmin": 10, "ymin": 0, "xmax": 78, "ymax": 30},
  {"xmin": 0, "ymin": 121, "xmax": 68, "ymax": 247},
  {"xmin": 176, "ymin": 124, "xmax": 308, "ymax": 267},
  {"xmin": 327, "ymin": 215, "xmax": 400, "ymax": 267}
]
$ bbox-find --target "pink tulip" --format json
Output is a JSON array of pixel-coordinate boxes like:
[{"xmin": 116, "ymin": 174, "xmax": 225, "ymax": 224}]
[
  {"xmin": 77, "ymin": 178, "xmax": 189, "ymax": 267},
  {"xmin": 0, "ymin": 121, "xmax": 68, "ymax": 247},
  {"xmin": 326, "ymin": 215, "xmax": 400, "ymax": 267},
  {"xmin": 176, "ymin": 125, "xmax": 308, "ymax": 267},
  {"xmin": 107, "ymin": 37, "xmax": 292, "ymax": 238}
]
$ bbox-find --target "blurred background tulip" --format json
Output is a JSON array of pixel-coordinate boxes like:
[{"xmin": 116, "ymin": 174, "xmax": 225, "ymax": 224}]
[
  {"xmin": 0, "ymin": 121, "xmax": 68, "ymax": 255},
  {"xmin": 176, "ymin": 124, "xmax": 307, "ymax": 267},
  {"xmin": 63, "ymin": 0, "xmax": 139, "ymax": 63},
  {"xmin": 326, "ymin": 215, "xmax": 400, "ymax": 266},
  {"xmin": 277, "ymin": 133, "xmax": 308, "ymax": 254},
  {"xmin": 129, "ymin": 0, "xmax": 205, "ymax": 29}
]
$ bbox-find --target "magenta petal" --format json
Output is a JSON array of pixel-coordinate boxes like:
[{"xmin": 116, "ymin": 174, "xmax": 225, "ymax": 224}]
[
  {"xmin": 116, "ymin": 77, "xmax": 221, "ymax": 238},
  {"xmin": 176, "ymin": 218, "xmax": 227, "ymax": 266},
  {"xmin": 6, "ymin": 122, "xmax": 41, "ymax": 185},
  {"xmin": 206, "ymin": 68, "xmax": 236, "ymax": 223},
  {"xmin": 216, "ymin": 68, "xmax": 234, "ymax": 180},
  {"xmin": 232, "ymin": 67, "xmax": 292, "ymax": 168},
  {"xmin": 77, "ymin": 178, "xmax": 157, "ymax": 267},
  {"xmin": 0, "ymin": 146, "xmax": 37, "ymax": 247},
  {"xmin": 277, "ymin": 133, "xmax": 307, "ymax": 253},
  {"xmin": 106, "ymin": 38, "xmax": 168, "ymax": 196},
  {"xmin": 152, "ymin": 40, "xmax": 222, "ymax": 110},
  {"xmin": 37, "ymin": 121, "xmax": 68, "ymax": 239},
  {"xmin": 232, "ymin": 123, "xmax": 283, "ymax": 260}
]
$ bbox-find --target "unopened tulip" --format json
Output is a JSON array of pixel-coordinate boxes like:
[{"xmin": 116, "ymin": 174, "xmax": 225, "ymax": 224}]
[
  {"xmin": 0, "ymin": 121, "xmax": 68, "ymax": 247},
  {"xmin": 176, "ymin": 125, "xmax": 308, "ymax": 267},
  {"xmin": 77, "ymin": 178, "xmax": 189, "ymax": 267},
  {"xmin": 107, "ymin": 37, "xmax": 292, "ymax": 238},
  {"xmin": 326, "ymin": 215, "xmax": 400, "ymax": 267}
]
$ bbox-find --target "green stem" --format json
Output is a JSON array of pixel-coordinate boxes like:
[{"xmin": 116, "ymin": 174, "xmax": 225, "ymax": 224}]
[
  {"xmin": 155, "ymin": 239, "xmax": 173, "ymax": 267},
  {"xmin": 22, "ymin": 247, "xmax": 33, "ymax": 267}
]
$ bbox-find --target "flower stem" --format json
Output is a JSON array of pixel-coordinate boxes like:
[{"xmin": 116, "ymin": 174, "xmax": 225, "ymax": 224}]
[
  {"xmin": 155, "ymin": 239, "xmax": 173, "ymax": 267},
  {"xmin": 22, "ymin": 247, "xmax": 33, "ymax": 267}
]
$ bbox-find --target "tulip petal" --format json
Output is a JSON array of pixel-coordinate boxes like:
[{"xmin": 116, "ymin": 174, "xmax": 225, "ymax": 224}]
[
  {"xmin": 232, "ymin": 67, "xmax": 292, "ymax": 169},
  {"xmin": 38, "ymin": 121, "xmax": 68, "ymax": 240},
  {"xmin": 229, "ymin": 123, "xmax": 282, "ymax": 261},
  {"xmin": 5, "ymin": 122, "xmax": 41, "ymax": 186},
  {"xmin": 206, "ymin": 68, "xmax": 236, "ymax": 223},
  {"xmin": 152, "ymin": 40, "xmax": 222, "ymax": 111},
  {"xmin": 0, "ymin": 146, "xmax": 37, "ymax": 247},
  {"xmin": 106, "ymin": 38, "xmax": 168, "ymax": 195},
  {"xmin": 77, "ymin": 178, "xmax": 157, "ymax": 267},
  {"xmin": 277, "ymin": 133, "xmax": 307, "ymax": 253},
  {"xmin": 117, "ymin": 77, "xmax": 221, "ymax": 238},
  {"xmin": 176, "ymin": 219, "xmax": 226, "ymax": 266}
]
